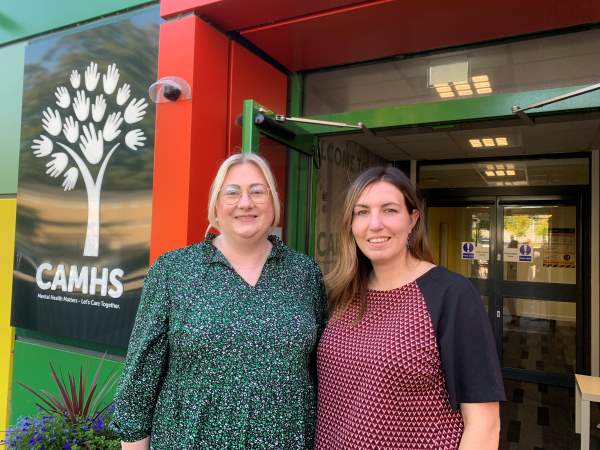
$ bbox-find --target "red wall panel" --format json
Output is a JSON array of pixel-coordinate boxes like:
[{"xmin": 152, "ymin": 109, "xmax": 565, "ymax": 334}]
[
  {"xmin": 227, "ymin": 42, "xmax": 288, "ymax": 229},
  {"xmin": 150, "ymin": 15, "xmax": 229, "ymax": 262},
  {"xmin": 227, "ymin": 42, "xmax": 287, "ymax": 152}
]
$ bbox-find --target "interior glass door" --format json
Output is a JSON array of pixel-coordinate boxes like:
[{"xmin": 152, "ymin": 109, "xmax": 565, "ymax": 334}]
[
  {"xmin": 498, "ymin": 203, "xmax": 580, "ymax": 385},
  {"xmin": 427, "ymin": 196, "xmax": 583, "ymax": 386},
  {"xmin": 427, "ymin": 203, "xmax": 495, "ymax": 315}
]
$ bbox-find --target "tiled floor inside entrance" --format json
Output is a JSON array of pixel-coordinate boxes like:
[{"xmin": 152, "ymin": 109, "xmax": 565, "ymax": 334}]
[{"xmin": 501, "ymin": 379, "xmax": 600, "ymax": 449}]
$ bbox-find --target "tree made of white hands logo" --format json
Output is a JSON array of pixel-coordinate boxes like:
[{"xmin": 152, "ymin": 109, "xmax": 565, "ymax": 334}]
[{"xmin": 31, "ymin": 62, "xmax": 148, "ymax": 257}]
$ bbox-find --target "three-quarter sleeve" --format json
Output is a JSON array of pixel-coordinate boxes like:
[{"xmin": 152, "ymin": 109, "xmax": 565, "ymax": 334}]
[
  {"xmin": 110, "ymin": 254, "xmax": 171, "ymax": 441},
  {"xmin": 417, "ymin": 268, "xmax": 505, "ymax": 411},
  {"xmin": 437, "ymin": 277, "xmax": 506, "ymax": 410}
]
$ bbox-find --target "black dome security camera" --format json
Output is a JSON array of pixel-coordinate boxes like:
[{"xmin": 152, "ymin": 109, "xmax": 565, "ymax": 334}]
[{"xmin": 162, "ymin": 84, "xmax": 181, "ymax": 101}]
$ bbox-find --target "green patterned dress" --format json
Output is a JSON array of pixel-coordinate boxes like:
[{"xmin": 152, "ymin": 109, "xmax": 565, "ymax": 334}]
[{"xmin": 110, "ymin": 234, "xmax": 326, "ymax": 449}]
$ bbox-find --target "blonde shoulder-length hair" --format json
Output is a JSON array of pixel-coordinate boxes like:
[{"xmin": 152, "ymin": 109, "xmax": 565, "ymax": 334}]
[
  {"xmin": 206, "ymin": 153, "xmax": 281, "ymax": 233},
  {"xmin": 325, "ymin": 165, "xmax": 434, "ymax": 319}
]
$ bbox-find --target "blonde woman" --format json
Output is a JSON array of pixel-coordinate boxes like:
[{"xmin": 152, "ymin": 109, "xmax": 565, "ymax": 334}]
[
  {"xmin": 315, "ymin": 166, "xmax": 504, "ymax": 449},
  {"xmin": 111, "ymin": 153, "xmax": 326, "ymax": 449}
]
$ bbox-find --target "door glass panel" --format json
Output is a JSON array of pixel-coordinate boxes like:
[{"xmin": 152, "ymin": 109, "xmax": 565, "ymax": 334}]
[
  {"xmin": 427, "ymin": 206, "xmax": 490, "ymax": 280},
  {"xmin": 503, "ymin": 206, "xmax": 576, "ymax": 284},
  {"xmin": 502, "ymin": 297, "xmax": 576, "ymax": 374}
]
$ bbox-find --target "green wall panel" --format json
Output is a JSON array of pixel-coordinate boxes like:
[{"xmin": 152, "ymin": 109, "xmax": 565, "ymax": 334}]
[
  {"xmin": 0, "ymin": 0, "xmax": 156, "ymax": 46},
  {"xmin": 0, "ymin": 42, "xmax": 25, "ymax": 195},
  {"xmin": 10, "ymin": 340, "xmax": 123, "ymax": 424}
]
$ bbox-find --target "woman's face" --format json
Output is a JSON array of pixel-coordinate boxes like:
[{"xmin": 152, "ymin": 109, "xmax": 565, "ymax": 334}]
[
  {"xmin": 351, "ymin": 181, "xmax": 419, "ymax": 266},
  {"xmin": 215, "ymin": 163, "xmax": 275, "ymax": 242}
]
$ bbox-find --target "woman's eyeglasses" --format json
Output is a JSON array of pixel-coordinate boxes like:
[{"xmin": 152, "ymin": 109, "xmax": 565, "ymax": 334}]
[{"xmin": 220, "ymin": 184, "xmax": 270, "ymax": 205}]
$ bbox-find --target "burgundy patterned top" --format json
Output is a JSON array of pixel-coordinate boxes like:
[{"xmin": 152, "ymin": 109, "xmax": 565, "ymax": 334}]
[{"xmin": 315, "ymin": 266, "xmax": 504, "ymax": 450}]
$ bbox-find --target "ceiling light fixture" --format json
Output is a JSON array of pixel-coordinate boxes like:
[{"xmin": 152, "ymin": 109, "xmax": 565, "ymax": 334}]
[
  {"xmin": 454, "ymin": 83, "xmax": 471, "ymax": 91},
  {"xmin": 432, "ymin": 74, "xmax": 492, "ymax": 98},
  {"xmin": 469, "ymin": 137, "xmax": 509, "ymax": 148},
  {"xmin": 478, "ymin": 161, "xmax": 528, "ymax": 186}
]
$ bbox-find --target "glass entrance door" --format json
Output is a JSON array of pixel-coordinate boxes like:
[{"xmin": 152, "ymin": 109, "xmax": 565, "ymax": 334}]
[
  {"xmin": 498, "ymin": 203, "xmax": 580, "ymax": 385},
  {"xmin": 427, "ymin": 197, "xmax": 583, "ymax": 385},
  {"xmin": 427, "ymin": 203, "xmax": 495, "ymax": 314}
]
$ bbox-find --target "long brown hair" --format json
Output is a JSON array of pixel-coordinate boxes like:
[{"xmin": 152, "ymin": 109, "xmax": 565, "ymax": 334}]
[{"xmin": 325, "ymin": 166, "xmax": 434, "ymax": 319}]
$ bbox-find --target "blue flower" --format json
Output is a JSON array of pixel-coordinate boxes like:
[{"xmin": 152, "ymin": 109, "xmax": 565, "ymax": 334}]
[
  {"xmin": 63, "ymin": 445, "xmax": 71, "ymax": 450},
  {"xmin": 93, "ymin": 416, "xmax": 104, "ymax": 432}
]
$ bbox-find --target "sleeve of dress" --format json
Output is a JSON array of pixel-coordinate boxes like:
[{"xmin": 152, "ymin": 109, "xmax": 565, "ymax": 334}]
[
  {"xmin": 436, "ymin": 276, "xmax": 506, "ymax": 410},
  {"xmin": 109, "ymin": 254, "xmax": 171, "ymax": 441}
]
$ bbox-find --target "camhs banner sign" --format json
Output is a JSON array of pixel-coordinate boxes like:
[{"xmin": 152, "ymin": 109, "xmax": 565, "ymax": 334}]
[{"xmin": 11, "ymin": 7, "xmax": 160, "ymax": 348}]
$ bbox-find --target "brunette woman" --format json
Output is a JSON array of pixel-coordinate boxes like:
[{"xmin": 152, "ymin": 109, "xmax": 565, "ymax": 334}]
[{"xmin": 315, "ymin": 166, "xmax": 504, "ymax": 449}]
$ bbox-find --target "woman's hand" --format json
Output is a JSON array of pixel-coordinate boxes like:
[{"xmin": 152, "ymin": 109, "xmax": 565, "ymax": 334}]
[
  {"xmin": 121, "ymin": 437, "xmax": 149, "ymax": 450},
  {"xmin": 458, "ymin": 402, "xmax": 500, "ymax": 450}
]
